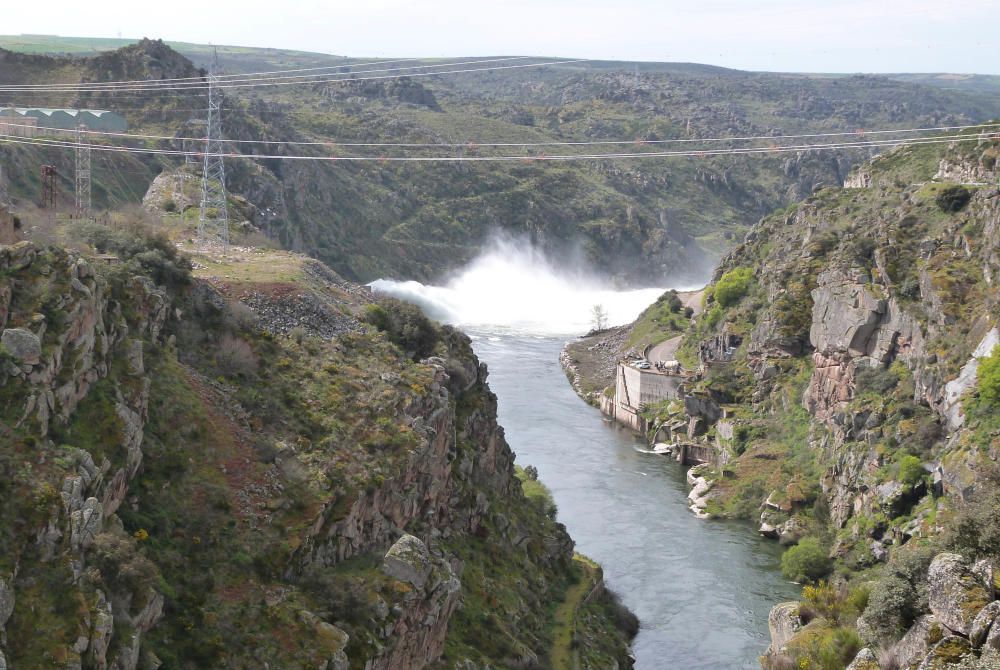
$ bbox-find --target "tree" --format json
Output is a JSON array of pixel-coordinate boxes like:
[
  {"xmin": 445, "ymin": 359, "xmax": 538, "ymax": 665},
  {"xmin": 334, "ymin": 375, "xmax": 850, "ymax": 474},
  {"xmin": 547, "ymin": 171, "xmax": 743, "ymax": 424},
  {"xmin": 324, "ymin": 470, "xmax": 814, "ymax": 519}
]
[
  {"xmin": 781, "ymin": 537, "xmax": 833, "ymax": 583},
  {"xmin": 935, "ymin": 185, "xmax": 971, "ymax": 213},
  {"xmin": 591, "ymin": 304, "xmax": 608, "ymax": 332}
]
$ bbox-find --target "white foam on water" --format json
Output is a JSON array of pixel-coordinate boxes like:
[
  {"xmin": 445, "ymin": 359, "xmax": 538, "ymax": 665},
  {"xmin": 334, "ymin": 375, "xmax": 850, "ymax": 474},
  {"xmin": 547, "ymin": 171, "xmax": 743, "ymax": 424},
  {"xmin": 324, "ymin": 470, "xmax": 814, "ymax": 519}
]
[{"xmin": 370, "ymin": 239, "xmax": 700, "ymax": 336}]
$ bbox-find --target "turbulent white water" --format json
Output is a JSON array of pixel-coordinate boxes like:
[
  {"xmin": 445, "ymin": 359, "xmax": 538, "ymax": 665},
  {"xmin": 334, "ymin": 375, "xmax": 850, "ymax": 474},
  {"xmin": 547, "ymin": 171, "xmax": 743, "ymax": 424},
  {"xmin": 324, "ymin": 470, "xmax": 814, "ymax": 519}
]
[{"xmin": 370, "ymin": 239, "xmax": 699, "ymax": 335}]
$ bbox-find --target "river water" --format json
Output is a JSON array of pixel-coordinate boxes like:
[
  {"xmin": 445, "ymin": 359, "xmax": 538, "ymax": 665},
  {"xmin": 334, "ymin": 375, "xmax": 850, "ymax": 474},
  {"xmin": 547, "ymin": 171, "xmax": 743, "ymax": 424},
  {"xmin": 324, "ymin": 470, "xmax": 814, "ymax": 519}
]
[
  {"xmin": 372, "ymin": 242, "xmax": 799, "ymax": 668},
  {"xmin": 469, "ymin": 332, "xmax": 799, "ymax": 669}
]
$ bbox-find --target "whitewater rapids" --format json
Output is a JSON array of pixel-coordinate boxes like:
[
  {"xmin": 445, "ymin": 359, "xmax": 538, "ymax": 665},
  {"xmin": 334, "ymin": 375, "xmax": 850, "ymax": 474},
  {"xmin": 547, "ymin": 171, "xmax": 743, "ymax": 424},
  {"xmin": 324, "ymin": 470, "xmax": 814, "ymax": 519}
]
[{"xmin": 369, "ymin": 240, "xmax": 700, "ymax": 335}]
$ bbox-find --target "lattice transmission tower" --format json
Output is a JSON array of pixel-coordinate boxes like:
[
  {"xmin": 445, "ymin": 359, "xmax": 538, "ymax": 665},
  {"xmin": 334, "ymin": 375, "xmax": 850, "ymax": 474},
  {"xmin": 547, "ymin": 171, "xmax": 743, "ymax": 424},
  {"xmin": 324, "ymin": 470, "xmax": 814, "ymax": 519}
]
[
  {"xmin": 198, "ymin": 50, "xmax": 229, "ymax": 248},
  {"xmin": 75, "ymin": 124, "xmax": 92, "ymax": 219}
]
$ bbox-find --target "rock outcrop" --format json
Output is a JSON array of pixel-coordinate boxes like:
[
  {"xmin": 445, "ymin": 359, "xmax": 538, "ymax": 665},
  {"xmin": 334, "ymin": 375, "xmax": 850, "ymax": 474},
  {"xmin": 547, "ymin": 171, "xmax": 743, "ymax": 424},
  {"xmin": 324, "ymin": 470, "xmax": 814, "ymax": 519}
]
[
  {"xmin": 766, "ymin": 602, "xmax": 801, "ymax": 655},
  {"xmin": 928, "ymin": 553, "xmax": 993, "ymax": 637}
]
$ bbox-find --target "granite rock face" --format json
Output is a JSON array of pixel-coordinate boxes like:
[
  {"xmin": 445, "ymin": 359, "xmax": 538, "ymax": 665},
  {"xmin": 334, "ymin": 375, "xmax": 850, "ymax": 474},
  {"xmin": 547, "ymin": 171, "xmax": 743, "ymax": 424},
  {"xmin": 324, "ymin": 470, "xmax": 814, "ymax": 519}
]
[
  {"xmin": 382, "ymin": 534, "xmax": 434, "ymax": 589},
  {"xmin": 766, "ymin": 602, "xmax": 801, "ymax": 655},
  {"xmin": 928, "ymin": 553, "xmax": 993, "ymax": 637},
  {"xmin": 0, "ymin": 328, "xmax": 40, "ymax": 365}
]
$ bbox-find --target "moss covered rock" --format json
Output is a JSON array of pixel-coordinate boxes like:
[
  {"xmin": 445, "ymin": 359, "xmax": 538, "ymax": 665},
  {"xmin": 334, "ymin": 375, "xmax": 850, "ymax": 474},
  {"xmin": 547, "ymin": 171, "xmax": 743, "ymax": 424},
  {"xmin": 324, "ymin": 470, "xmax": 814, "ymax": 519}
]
[{"xmin": 928, "ymin": 553, "xmax": 993, "ymax": 636}]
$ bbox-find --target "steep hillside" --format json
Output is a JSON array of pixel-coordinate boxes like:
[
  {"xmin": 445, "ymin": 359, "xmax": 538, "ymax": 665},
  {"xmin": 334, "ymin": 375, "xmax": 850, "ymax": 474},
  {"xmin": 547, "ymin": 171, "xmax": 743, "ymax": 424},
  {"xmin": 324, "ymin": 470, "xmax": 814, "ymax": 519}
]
[
  {"xmin": 602, "ymin": 127, "xmax": 1000, "ymax": 668},
  {"xmin": 3, "ymin": 40, "xmax": 1000, "ymax": 286},
  {"xmin": 0, "ymin": 224, "xmax": 634, "ymax": 669}
]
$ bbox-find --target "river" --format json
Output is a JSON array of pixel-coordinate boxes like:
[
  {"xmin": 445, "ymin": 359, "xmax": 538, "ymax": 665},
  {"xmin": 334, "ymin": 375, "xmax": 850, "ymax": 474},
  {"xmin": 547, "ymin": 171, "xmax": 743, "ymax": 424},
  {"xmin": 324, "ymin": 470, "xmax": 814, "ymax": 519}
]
[
  {"xmin": 372, "ymin": 241, "xmax": 799, "ymax": 668},
  {"xmin": 469, "ymin": 332, "xmax": 799, "ymax": 669}
]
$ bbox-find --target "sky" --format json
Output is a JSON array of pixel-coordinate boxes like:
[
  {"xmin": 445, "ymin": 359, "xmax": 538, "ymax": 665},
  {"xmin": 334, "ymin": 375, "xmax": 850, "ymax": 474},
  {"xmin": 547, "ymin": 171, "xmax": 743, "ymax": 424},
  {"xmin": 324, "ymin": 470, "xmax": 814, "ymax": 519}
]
[{"xmin": 3, "ymin": 0, "xmax": 999, "ymax": 74}]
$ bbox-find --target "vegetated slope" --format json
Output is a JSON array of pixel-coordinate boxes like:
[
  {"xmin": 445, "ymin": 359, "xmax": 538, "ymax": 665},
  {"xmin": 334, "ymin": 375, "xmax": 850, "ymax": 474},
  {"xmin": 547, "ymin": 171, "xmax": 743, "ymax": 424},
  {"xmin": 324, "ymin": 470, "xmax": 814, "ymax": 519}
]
[
  {"xmin": 3, "ymin": 40, "xmax": 1000, "ymax": 286},
  {"xmin": 630, "ymin": 127, "xmax": 1000, "ymax": 668},
  {"xmin": 0, "ymin": 224, "xmax": 634, "ymax": 668}
]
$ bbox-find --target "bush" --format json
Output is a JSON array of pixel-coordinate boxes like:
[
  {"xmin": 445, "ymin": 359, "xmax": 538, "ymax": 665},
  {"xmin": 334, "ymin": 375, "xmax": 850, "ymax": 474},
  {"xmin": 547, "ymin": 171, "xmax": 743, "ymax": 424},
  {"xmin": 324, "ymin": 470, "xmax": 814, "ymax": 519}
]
[
  {"xmin": 713, "ymin": 267, "xmax": 754, "ymax": 308},
  {"xmin": 90, "ymin": 531, "xmax": 159, "ymax": 596},
  {"xmin": 861, "ymin": 544, "xmax": 936, "ymax": 644},
  {"xmin": 704, "ymin": 304, "xmax": 723, "ymax": 329},
  {"xmin": 364, "ymin": 298, "xmax": 441, "ymax": 361},
  {"xmin": 215, "ymin": 334, "xmax": 258, "ymax": 377},
  {"xmin": 855, "ymin": 365, "xmax": 899, "ymax": 395},
  {"xmin": 849, "ymin": 236, "xmax": 877, "ymax": 264},
  {"xmin": 978, "ymin": 345, "xmax": 1000, "ymax": 404},
  {"xmin": 781, "ymin": 537, "xmax": 832, "ymax": 583},
  {"xmin": 76, "ymin": 219, "xmax": 191, "ymax": 289},
  {"xmin": 656, "ymin": 290, "xmax": 683, "ymax": 313},
  {"xmin": 947, "ymin": 468, "xmax": 1000, "ymax": 558},
  {"xmin": 898, "ymin": 455, "xmax": 925, "ymax": 488},
  {"xmin": 935, "ymin": 185, "xmax": 971, "ymax": 213},
  {"xmin": 861, "ymin": 574, "xmax": 919, "ymax": 643},
  {"xmin": 898, "ymin": 276, "xmax": 921, "ymax": 300}
]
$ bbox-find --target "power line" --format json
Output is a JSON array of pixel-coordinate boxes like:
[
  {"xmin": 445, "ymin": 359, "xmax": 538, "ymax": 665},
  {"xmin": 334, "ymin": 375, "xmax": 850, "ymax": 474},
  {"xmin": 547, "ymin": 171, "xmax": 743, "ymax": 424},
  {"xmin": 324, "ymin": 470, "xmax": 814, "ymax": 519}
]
[
  {"xmin": 2, "ymin": 121, "xmax": 996, "ymax": 150},
  {"xmin": 0, "ymin": 56, "xmax": 481, "ymax": 89},
  {"xmin": 0, "ymin": 56, "xmax": 535, "ymax": 92},
  {"xmin": 0, "ymin": 129, "xmax": 991, "ymax": 162},
  {"xmin": 0, "ymin": 57, "xmax": 584, "ymax": 94}
]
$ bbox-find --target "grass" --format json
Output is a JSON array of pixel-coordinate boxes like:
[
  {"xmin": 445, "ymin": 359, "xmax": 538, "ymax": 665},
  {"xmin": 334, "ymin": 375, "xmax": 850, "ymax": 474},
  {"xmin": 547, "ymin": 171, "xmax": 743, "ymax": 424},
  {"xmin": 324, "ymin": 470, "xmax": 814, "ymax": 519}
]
[
  {"xmin": 549, "ymin": 556, "xmax": 598, "ymax": 670},
  {"xmin": 187, "ymin": 245, "xmax": 307, "ymax": 283}
]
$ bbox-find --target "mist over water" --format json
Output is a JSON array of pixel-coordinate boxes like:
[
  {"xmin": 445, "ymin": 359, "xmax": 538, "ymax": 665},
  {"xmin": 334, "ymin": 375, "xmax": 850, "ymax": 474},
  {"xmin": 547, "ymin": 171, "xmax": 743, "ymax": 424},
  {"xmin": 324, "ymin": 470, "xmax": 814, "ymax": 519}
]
[{"xmin": 371, "ymin": 239, "xmax": 698, "ymax": 335}]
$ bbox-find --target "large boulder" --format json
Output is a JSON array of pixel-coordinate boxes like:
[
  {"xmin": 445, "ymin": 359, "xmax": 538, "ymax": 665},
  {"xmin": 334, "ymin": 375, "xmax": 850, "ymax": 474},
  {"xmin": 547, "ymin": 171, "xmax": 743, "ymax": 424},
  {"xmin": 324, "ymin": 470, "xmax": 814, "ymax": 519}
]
[
  {"xmin": 928, "ymin": 553, "xmax": 993, "ymax": 636},
  {"xmin": 810, "ymin": 273, "xmax": 886, "ymax": 357},
  {"xmin": 767, "ymin": 601, "xmax": 801, "ymax": 655},
  {"xmin": 895, "ymin": 615, "xmax": 945, "ymax": 668},
  {"xmin": 916, "ymin": 636, "xmax": 972, "ymax": 670},
  {"xmin": 971, "ymin": 601, "xmax": 1000, "ymax": 649},
  {"xmin": 382, "ymin": 534, "xmax": 432, "ymax": 589},
  {"xmin": 846, "ymin": 647, "xmax": 880, "ymax": 670},
  {"xmin": 1, "ymin": 327, "xmax": 41, "ymax": 365},
  {"xmin": 684, "ymin": 394, "xmax": 721, "ymax": 422},
  {"xmin": 988, "ymin": 618, "xmax": 1000, "ymax": 652}
]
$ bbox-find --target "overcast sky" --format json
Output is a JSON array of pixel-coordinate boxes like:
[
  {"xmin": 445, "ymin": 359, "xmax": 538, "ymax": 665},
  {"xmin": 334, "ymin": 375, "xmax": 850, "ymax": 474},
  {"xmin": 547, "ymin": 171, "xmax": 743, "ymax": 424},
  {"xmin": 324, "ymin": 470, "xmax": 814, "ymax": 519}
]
[{"xmin": 4, "ymin": 0, "xmax": 999, "ymax": 74}]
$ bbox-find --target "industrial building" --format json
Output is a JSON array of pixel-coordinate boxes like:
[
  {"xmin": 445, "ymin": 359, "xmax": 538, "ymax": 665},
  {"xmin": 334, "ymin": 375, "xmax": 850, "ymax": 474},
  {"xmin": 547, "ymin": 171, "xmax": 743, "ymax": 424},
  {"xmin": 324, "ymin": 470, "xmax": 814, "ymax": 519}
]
[
  {"xmin": 0, "ymin": 108, "xmax": 127, "ymax": 133},
  {"xmin": 600, "ymin": 358, "xmax": 688, "ymax": 434}
]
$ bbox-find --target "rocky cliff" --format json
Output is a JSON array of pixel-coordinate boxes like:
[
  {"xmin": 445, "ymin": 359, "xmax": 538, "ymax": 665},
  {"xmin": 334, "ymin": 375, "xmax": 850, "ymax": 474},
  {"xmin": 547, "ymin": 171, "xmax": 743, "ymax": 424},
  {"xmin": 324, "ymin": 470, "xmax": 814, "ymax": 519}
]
[
  {"xmin": 0, "ymin": 229, "xmax": 634, "ymax": 668},
  {"xmin": 586, "ymin": 127, "xmax": 1000, "ymax": 668}
]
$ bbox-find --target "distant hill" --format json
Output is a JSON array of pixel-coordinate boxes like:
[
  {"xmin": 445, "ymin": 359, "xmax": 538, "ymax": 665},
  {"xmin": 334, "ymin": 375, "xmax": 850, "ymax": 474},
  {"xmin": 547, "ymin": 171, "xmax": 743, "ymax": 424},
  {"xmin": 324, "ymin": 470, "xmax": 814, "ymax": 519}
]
[{"xmin": 2, "ymin": 36, "xmax": 999, "ymax": 286}]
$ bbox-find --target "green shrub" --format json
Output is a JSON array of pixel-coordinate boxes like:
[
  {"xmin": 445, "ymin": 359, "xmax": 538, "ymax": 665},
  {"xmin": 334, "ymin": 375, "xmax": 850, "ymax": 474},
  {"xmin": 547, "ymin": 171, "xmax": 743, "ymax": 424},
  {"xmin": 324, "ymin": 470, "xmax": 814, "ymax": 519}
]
[
  {"xmin": 781, "ymin": 537, "xmax": 832, "ymax": 583},
  {"xmin": 704, "ymin": 304, "xmax": 723, "ymax": 329},
  {"xmin": 947, "ymin": 468, "xmax": 1000, "ymax": 558},
  {"xmin": 849, "ymin": 236, "xmax": 876, "ymax": 264},
  {"xmin": 935, "ymin": 185, "xmax": 971, "ymax": 213},
  {"xmin": 855, "ymin": 365, "xmax": 899, "ymax": 395},
  {"xmin": 656, "ymin": 290, "xmax": 683, "ymax": 313},
  {"xmin": 713, "ymin": 267, "xmax": 754, "ymax": 308},
  {"xmin": 861, "ymin": 574, "xmax": 919, "ymax": 642},
  {"xmin": 898, "ymin": 276, "xmax": 921, "ymax": 300},
  {"xmin": 898, "ymin": 455, "xmax": 925, "ymax": 488},
  {"xmin": 363, "ymin": 298, "xmax": 441, "ymax": 361},
  {"xmin": 978, "ymin": 345, "xmax": 1000, "ymax": 404},
  {"xmin": 76, "ymin": 220, "xmax": 191, "ymax": 288}
]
